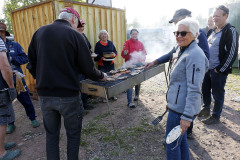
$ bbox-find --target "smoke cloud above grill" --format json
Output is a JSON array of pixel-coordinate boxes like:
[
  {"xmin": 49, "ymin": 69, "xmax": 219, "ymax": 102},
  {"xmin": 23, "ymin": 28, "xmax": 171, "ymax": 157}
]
[{"xmin": 122, "ymin": 51, "xmax": 146, "ymax": 68}]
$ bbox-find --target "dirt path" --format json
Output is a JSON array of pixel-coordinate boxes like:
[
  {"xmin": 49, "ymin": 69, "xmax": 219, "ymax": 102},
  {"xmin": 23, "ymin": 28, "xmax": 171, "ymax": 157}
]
[{"xmin": 6, "ymin": 71, "xmax": 240, "ymax": 160}]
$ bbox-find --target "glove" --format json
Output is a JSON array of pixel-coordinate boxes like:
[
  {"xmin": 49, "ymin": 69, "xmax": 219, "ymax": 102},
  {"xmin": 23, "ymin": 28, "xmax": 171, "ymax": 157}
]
[{"xmin": 8, "ymin": 88, "xmax": 17, "ymax": 101}]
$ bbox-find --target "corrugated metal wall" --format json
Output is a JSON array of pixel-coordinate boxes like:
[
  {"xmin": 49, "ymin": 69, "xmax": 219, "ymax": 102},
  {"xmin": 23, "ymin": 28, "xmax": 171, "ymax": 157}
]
[
  {"xmin": 11, "ymin": 1, "xmax": 55, "ymax": 93},
  {"xmin": 11, "ymin": 0, "xmax": 126, "ymax": 93}
]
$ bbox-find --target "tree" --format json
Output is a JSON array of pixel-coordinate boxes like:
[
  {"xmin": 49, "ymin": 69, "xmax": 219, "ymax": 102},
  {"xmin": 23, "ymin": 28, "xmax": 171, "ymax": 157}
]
[
  {"xmin": 4, "ymin": 0, "xmax": 43, "ymax": 34},
  {"xmin": 127, "ymin": 18, "xmax": 141, "ymax": 29},
  {"xmin": 3, "ymin": 0, "xmax": 86, "ymax": 34}
]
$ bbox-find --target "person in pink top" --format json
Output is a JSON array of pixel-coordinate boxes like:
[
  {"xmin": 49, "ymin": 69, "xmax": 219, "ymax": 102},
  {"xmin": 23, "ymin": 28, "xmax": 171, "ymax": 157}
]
[{"xmin": 121, "ymin": 29, "xmax": 147, "ymax": 108}]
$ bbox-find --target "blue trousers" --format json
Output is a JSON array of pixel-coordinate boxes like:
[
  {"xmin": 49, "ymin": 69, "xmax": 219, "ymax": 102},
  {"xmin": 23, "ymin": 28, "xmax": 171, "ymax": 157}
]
[
  {"xmin": 202, "ymin": 69, "xmax": 228, "ymax": 119},
  {"xmin": 9, "ymin": 85, "xmax": 36, "ymax": 125},
  {"xmin": 39, "ymin": 95, "xmax": 84, "ymax": 160},
  {"xmin": 166, "ymin": 110, "xmax": 189, "ymax": 160},
  {"xmin": 126, "ymin": 84, "xmax": 140, "ymax": 104}
]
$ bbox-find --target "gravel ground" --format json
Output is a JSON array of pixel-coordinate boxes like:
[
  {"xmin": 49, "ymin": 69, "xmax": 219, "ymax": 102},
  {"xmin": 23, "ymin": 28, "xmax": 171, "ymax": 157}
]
[{"xmin": 5, "ymin": 70, "xmax": 240, "ymax": 160}]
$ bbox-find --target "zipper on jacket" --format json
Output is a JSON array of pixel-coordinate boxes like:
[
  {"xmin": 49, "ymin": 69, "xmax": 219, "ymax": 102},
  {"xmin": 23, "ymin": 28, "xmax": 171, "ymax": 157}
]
[
  {"xmin": 192, "ymin": 64, "xmax": 195, "ymax": 84},
  {"xmin": 175, "ymin": 85, "xmax": 181, "ymax": 104}
]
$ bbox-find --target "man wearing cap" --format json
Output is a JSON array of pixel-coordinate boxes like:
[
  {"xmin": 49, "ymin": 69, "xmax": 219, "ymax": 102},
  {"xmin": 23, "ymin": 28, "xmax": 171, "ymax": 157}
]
[
  {"xmin": 200, "ymin": 5, "xmax": 239, "ymax": 124},
  {"xmin": 28, "ymin": 7, "xmax": 107, "ymax": 160},
  {"xmin": 0, "ymin": 31, "xmax": 21, "ymax": 159},
  {"xmin": 145, "ymin": 8, "xmax": 209, "ymax": 139},
  {"xmin": 0, "ymin": 22, "xmax": 40, "ymax": 134}
]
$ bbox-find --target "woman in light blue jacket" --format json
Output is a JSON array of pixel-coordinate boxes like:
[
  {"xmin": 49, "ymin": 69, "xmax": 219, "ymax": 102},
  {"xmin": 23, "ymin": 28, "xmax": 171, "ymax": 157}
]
[{"xmin": 165, "ymin": 18, "xmax": 209, "ymax": 160}]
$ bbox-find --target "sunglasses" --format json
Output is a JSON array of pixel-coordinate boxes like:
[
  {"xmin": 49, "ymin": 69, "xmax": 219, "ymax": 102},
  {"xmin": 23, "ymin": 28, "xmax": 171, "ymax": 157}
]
[{"xmin": 173, "ymin": 31, "xmax": 191, "ymax": 37}]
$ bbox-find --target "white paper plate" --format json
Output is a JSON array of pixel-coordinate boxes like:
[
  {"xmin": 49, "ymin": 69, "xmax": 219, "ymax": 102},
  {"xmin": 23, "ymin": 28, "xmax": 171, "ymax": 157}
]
[
  {"xmin": 103, "ymin": 58, "xmax": 114, "ymax": 61},
  {"xmin": 91, "ymin": 54, "xmax": 97, "ymax": 58},
  {"xmin": 166, "ymin": 125, "xmax": 182, "ymax": 144}
]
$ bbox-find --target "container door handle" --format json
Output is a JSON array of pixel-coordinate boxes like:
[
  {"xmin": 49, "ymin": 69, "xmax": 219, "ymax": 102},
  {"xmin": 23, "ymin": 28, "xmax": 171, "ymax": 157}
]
[{"xmin": 88, "ymin": 88, "xmax": 97, "ymax": 92}]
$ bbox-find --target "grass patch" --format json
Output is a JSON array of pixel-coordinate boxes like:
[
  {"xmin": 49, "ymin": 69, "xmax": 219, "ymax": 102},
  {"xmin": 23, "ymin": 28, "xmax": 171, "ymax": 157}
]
[
  {"xmin": 225, "ymin": 68, "xmax": 240, "ymax": 94},
  {"xmin": 82, "ymin": 121, "xmax": 110, "ymax": 135},
  {"xmin": 93, "ymin": 112, "xmax": 111, "ymax": 121},
  {"xmin": 23, "ymin": 131, "xmax": 33, "ymax": 137},
  {"xmin": 80, "ymin": 138, "xmax": 90, "ymax": 147},
  {"xmin": 110, "ymin": 151, "xmax": 119, "ymax": 156}
]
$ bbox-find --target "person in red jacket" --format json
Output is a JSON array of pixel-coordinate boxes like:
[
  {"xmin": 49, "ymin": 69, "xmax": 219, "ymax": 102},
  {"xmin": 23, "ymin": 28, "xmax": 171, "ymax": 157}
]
[{"xmin": 121, "ymin": 29, "xmax": 147, "ymax": 108}]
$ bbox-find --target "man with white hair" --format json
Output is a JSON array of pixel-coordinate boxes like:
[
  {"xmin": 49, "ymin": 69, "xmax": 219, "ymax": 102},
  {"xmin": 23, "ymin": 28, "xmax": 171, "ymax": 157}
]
[{"xmin": 27, "ymin": 7, "xmax": 107, "ymax": 160}]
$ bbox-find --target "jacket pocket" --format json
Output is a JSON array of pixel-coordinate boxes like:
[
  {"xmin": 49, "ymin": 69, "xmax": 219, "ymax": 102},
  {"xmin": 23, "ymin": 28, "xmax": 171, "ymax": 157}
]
[
  {"xmin": 175, "ymin": 85, "xmax": 181, "ymax": 104},
  {"xmin": 192, "ymin": 64, "xmax": 195, "ymax": 84}
]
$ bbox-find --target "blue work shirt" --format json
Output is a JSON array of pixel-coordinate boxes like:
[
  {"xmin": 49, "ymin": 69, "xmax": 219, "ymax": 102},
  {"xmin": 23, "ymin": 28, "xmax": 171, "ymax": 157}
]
[
  {"xmin": 6, "ymin": 40, "xmax": 28, "ymax": 73},
  {"xmin": 6, "ymin": 40, "xmax": 28, "ymax": 85}
]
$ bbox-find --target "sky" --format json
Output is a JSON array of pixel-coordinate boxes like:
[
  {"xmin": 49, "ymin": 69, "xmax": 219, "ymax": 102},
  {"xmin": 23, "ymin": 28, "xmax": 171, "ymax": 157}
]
[
  {"xmin": 0, "ymin": 0, "xmax": 229, "ymax": 22},
  {"xmin": 0, "ymin": 0, "xmax": 4, "ymax": 19},
  {"xmin": 112, "ymin": 0, "xmax": 229, "ymax": 27}
]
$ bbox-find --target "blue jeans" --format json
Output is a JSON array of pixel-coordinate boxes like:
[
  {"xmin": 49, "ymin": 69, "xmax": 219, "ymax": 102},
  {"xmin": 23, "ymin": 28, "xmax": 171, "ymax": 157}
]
[
  {"xmin": 126, "ymin": 84, "xmax": 140, "ymax": 104},
  {"xmin": 202, "ymin": 69, "xmax": 228, "ymax": 119},
  {"xmin": 166, "ymin": 110, "xmax": 189, "ymax": 160},
  {"xmin": 39, "ymin": 95, "xmax": 84, "ymax": 160}
]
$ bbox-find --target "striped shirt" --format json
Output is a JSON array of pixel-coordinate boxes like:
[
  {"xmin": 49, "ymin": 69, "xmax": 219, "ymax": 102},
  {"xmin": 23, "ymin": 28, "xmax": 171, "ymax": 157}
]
[{"xmin": 0, "ymin": 37, "xmax": 7, "ymax": 52}]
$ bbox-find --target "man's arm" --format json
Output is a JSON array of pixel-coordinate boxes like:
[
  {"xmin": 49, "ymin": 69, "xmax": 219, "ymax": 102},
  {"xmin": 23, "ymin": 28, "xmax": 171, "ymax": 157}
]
[
  {"xmin": 10, "ymin": 42, "xmax": 29, "ymax": 66},
  {"xmin": 76, "ymin": 34, "xmax": 105, "ymax": 81},
  {"xmin": 198, "ymin": 29, "xmax": 209, "ymax": 59},
  {"xmin": 0, "ymin": 52, "xmax": 14, "ymax": 88},
  {"xmin": 27, "ymin": 33, "xmax": 37, "ymax": 79},
  {"xmin": 216, "ymin": 27, "xmax": 239, "ymax": 73},
  {"xmin": 145, "ymin": 46, "xmax": 176, "ymax": 69}
]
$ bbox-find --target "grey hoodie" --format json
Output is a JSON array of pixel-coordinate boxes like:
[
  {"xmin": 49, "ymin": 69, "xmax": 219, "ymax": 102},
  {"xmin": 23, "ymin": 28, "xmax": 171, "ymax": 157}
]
[{"xmin": 167, "ymin": 41, "xmax": 209, "ymax": 122}]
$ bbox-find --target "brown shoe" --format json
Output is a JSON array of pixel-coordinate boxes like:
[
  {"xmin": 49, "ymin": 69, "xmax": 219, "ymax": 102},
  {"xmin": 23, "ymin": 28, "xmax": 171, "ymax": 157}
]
[
  {"xmin": 202, "ymin": 116, "xmax": 220, "ymax": 125},
  {"xmin": 198, "ymin": 108, "xmax": 210, "ymax": 117}
]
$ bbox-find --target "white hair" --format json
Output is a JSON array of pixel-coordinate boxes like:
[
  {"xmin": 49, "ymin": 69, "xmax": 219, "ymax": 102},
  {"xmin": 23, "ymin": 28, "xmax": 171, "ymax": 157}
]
[
  {"xmin": 98, "ymin": 30, "xmax": 109, "ymax": 39},
  {"xmin": 58, "ymin": 12, "xmax": 75, "ymax": 21},
  {"xmin": 176, "ymin": 18, "xmax": 199, "ymax": 41}
]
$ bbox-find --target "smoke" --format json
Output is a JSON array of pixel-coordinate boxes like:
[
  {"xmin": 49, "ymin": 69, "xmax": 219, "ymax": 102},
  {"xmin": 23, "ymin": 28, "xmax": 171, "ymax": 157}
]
[
  {"xmin": 138, "ymin": 26, "xmax": 176, "ymax": 62},
  {"xmin": 122, "ymin": 51, "xmax": 146, "ymax": 68}
]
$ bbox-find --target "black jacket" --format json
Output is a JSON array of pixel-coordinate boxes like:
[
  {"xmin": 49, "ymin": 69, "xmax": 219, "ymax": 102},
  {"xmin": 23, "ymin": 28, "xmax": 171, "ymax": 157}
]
[
  {"xmin": 207, "ymin": 23, "xmax": 239, "ymax": 74},
  {"xmin": 28, "ymin": 19, "xmax": 104, "ymax": 97},
  {"xmin": 82, "ymin": 33, "xmax": 92, "ymax": 53}
]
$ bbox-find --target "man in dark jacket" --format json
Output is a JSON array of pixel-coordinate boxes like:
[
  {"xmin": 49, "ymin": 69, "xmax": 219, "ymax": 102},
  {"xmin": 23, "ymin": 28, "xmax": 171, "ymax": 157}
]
[
  {"xmin": 200, "ymin": 5, "xmax": 239, "ymax": 124},
  {"xmin": 0, "ymin": 35, "xmax": 20, "ymax": 159},
  {"xmin": 0, "ymin": 22, "xmax": 40, "ymax": 134},
  {"xmin": 28, "ymin": 7, "xmax": 107, "ymax": 160}
]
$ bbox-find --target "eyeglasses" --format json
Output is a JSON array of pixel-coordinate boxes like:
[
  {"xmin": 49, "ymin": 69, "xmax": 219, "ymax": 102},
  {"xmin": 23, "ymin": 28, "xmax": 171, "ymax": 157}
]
[{"xmin": 173, "ymin": 31, "xmax": 191, "ymax": 37}]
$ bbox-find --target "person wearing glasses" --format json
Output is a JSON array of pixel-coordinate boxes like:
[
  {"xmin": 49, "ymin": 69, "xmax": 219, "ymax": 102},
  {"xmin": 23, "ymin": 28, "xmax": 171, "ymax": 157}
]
[
  {"xmin": 199, "ymin": 5, "xmax": 239, "ymax": 124},
  {"xmin": 145, "ymin": 8, "xmax": 209, "ymax": 139},
  {"xmin": 165, "ymin": 18, "xmax": 208, "ymax": 160}
]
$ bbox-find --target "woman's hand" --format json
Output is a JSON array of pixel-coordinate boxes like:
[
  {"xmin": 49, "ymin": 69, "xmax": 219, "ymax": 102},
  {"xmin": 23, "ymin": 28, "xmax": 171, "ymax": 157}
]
[
  {"xmin": 112, "ymin": 52, "xmax": 117, "ymax": 57},
  {"xmin": 145, "ymin": 60, "xmax": 157, "ymax": 69},
  {"xmin": 180, "ymin": 119, "xmax": 191, "ymax": 134}
]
